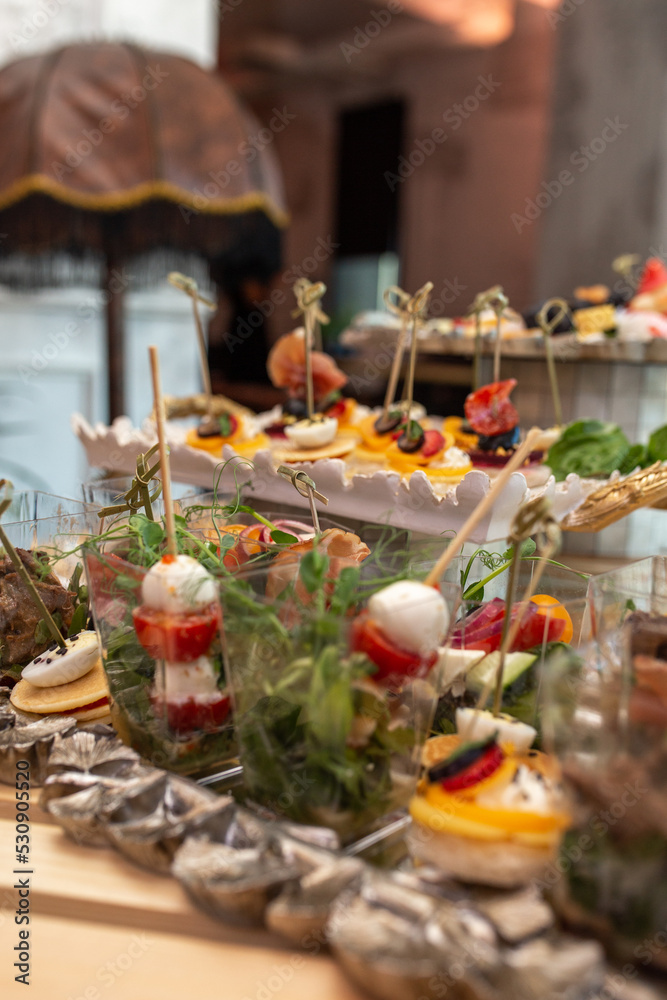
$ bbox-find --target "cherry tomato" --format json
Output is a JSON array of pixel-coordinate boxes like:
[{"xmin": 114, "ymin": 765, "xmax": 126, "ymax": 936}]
[
  {"xmin": 133, "ymin": 604, "xmax": 220, "ymax": 662},
  {"xmin": 461, "ymin": 601, "xmax": 565, "ymax": 653},
  {"xmin": 440, "ymin": 741, "xmax": 505, "ymax": 793},
  {"xmin": 530, "ymin": 594, "xmax": 574, "ymax": 644},
  {"xmin": 511, "ymin": 603, "xmax": 565, "ymax": 650},
  {"xmin": 464, "ymin": 379, "xmax": 519, "ymax": 436},
  {"xmin": 151, "ymin": 692, "xmax": 231, "ymax": 734},
  {"xmin": 221, "ymin": 525, "xmax": 264, "ymax": 570},
  {"xmin": 351, "ymin": 613, "xmax": 437, "ymax": 685}
]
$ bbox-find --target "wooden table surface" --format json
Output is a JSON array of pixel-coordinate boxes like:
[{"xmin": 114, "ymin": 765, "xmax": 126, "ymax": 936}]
[{"xmin": 0, "ymin": 785, "xmax": 366, "ymax": 1000}]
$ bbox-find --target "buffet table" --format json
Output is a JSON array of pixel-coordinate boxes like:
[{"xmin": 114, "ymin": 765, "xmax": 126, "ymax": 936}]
[{"xmin": 0, "ymin": 788, "xmax": 364, "ymax": 1000}]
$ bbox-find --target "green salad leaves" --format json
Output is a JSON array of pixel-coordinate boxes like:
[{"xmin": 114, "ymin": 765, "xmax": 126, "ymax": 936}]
[{"xmin": 547, "ymin": 419, "xmax": 667, "ymax": 482}]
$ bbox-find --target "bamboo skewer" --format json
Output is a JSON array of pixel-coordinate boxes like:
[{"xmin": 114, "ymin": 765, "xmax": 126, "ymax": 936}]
[
  {"xmin": 536, "ymin": 298, "xmax": 571, "ymax": 428},
  {"xmin": 491, "ymin": 288, "xmax": 509, "ymax": 384},
  {"xmin": 401, "ymin": 282, "xmax": 433, "ymax": 425},
  {"xmin": 168, "ymin": 273, "xmax": 218, "ymax": 431},
  {"xmin": 148, "ymin": 346, "xmax": 177, "ymax": 556},
  {"xmin": 381, "ymin": 286, "xmax": 412, "ymax": 419},
  {"xmin": 292, "ymin": 279, "xmax": 329, "ymax": 420},
  {"xmin": 424, "ymin": 427, "xmax": 542, "ymax": 588},
  {"xmin": 470, "ymin": 500, "xmax": 560, "ymax": 718}
]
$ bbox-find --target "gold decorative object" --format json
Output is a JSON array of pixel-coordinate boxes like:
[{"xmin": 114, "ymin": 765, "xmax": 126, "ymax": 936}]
[{"xmin": 561, "ymin": 462, "xmax": 667, "ymax": 532}]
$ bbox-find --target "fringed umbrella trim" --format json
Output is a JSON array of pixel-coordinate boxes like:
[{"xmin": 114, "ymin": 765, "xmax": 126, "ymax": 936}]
[{"xmin": 0, "ymin": 174, "xmax": 290, "ymax": 228}]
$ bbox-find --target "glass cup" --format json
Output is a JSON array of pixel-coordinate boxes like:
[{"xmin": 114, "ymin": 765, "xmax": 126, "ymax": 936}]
[
  {"xmin": 220, "ymin": 558, "xmax": 460, "ymax": 843},
  {"xmin": 542, "ymin": 557, "xmax": 667, "ymax": 970},
  {"xmin": 0, "ymin": 510, "xmax": 96, "ymax": 683},
  {"xmin": 84, "ymin": 544, "xmax": 236, "ymax": 777},
  {"xmin": 431, "ymin": 550, "xmax": 592, "ymax": 737}
]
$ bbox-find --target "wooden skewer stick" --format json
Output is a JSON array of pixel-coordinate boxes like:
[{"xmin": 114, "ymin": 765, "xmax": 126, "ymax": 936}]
[
  {"xmin": 168, "ymin": 273, "xmax": 217, "ymax": 427},
  {"xmin": 148, "ymin": 346, "xmax": 177, "ymax": 556},
  {"xmin": 491, "ymin": 288, "xmax": 509, "ymax": 384},
  {"xmin": 536, "ymin": 298, "xmax": 570, "ymax": 428},
  {"xmin": 292, "ymin": 279, "xmax": 328, "ymax": 421},
  {"xmin": 424, "ymin": 426, "xmax": 543, "ymax": 588},
  {"xmin": 471, "ymin": 503, "xmax": 559, "ymax": 719},
  {"xmin": 381, "ymin": 286, "xmax": 412, "ymax": 418},
  {"xmin": 401, "ymin": 282, "xmax": 433, "ymax": 425}
]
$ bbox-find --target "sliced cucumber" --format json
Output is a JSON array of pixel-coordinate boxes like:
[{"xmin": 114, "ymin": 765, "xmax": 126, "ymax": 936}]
[{"xmin": 465, "ymin": 650, "xmax": 537, "ymax": 696}]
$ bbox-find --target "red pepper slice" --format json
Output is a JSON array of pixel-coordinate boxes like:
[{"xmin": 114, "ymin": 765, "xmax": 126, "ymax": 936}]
[
  {"xmin": 133, "ymin": 604, "xmax": 220, "ymax": 662},
  {"xmin": 351, "ymin": 612, "xmax": 437, "ymax": 686},
  {"xmin": 440, "ymin": 741, "xmax": 505, "ymax": 792},
  {"xmin": 464, "ymin": 379, "xmax": 519, "ymax": 437}
]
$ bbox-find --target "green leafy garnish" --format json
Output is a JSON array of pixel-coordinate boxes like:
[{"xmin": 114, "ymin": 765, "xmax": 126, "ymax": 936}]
[
  {"xmin": 618, "ymin": 443, "xmax": 650, "ymax": 475},
  {"xmin": 218, "ymin": 413, "xmax": 233, "ymax": 437},
  {"xmin": 67, "ymin": 603, "xmax": 88, "ymax": 637},
  {"xmin": 299, "ymin": 549, "xmax": 329, "ymax": 594},
  {"xmin": 546, "ymin": 420, "xmax": 630, "ymax": 481},
  {"xmin": 648, "ymin": 424, "xmax": 667, "ymax": 462},
  {"xmin": 270, "ymin": 529, "xmax": 299, "ymax": 545}
]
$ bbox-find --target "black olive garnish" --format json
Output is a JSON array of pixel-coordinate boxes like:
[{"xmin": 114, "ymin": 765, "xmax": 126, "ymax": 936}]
[
  {"xmin": 397, "ymin": 427, "xmax": 425, "ymax": 453},
  {"xmin": 374, "ymin": 412, "xmax": 403, "ymax": 435},
  {"xmin": 197, "ymin": 416, "xmax": 221, "ymax": 438}
]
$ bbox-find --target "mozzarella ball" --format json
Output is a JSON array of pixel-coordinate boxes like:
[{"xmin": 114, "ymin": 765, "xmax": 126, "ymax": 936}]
[
  {"xmin": 368, "ymin": 580, "xmax": 449, "ymax": 657},
  {"xmin": 22, "ymin": 630, "xmax": 100, "ymax": 688},
  {"xmin": 455, "ymin": 707, "xmax": 536, "ymax": 754},
  {"xmin": 142, "ymin": 555, "xmax": 217, "ymax": 614},
  {"xmin": 155, "ymin": 656, "xmax": 218, "ymax": 700},
  {"xmin": 285, "ymin": 417, "xmax": 338, "ymax": 449}
]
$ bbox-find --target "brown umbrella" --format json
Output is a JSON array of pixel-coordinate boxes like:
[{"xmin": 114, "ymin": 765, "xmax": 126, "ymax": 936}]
[{"xmin": 0, "ymin": 42, "xmax": 288, "ymax": 417}]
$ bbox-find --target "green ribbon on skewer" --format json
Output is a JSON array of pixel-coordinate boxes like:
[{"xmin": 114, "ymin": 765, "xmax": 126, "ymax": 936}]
[{"xmin": 97, "ymin": 446, "xmax": 162, "ymax": 520}]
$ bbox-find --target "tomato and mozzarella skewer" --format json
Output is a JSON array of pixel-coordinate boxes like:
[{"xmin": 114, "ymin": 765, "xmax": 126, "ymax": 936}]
[
  {"xmin": 133, "ymin": 554, "xmax": 228, "ymax": 734},
  {"xmin": 352, "ymin": 580, "xmax": 450, "ymax": 685}
]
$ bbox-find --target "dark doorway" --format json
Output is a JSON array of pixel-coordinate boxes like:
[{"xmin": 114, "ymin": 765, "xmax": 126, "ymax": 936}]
[{"xmin": 335, "ymin": 99, "xmax": 405, "ymax": 257}]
